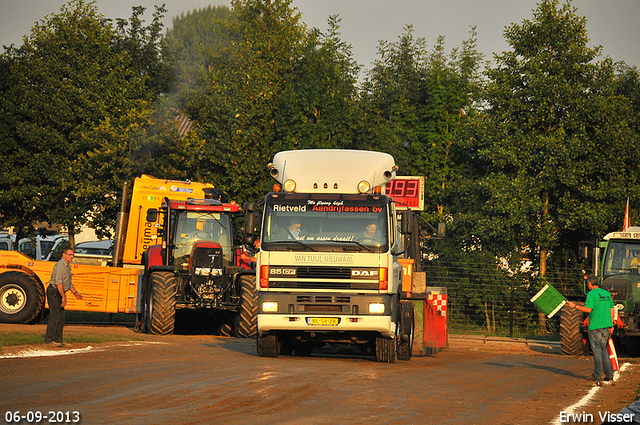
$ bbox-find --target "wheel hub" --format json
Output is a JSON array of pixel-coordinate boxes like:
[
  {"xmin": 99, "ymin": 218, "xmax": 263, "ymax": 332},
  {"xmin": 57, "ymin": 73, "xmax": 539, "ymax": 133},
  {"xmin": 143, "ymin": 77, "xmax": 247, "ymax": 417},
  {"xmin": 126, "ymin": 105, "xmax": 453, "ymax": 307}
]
[{"xmin": 0, "ymin": 284, "xmax": 26, "ymax": 314}]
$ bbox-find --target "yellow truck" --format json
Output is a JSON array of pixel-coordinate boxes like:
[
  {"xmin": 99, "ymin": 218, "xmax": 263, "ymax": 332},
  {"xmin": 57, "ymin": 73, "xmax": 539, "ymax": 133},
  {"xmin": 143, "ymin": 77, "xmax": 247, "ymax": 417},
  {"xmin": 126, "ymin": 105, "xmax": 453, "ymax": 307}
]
[{"xmin": 0, "ymin": 175, "xmax": 257, "ymax": 336}]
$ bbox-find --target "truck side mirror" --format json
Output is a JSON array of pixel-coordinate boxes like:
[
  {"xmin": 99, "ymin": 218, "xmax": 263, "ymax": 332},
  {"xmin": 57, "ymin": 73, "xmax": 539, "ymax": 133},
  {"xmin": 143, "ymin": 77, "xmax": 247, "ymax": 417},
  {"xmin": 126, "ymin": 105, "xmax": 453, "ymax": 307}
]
[
  {"xmin": 244, "ymin": 203, "xmax": 260, "ymax": 237},
  {"xmin": 400, "ymin": 211, "xmax": 413, "ymax": 234},
  {"xmin": 578, "ymin": 240, "xmax": 595, "ymax": 260},
  {"xmin": 146, "ymin": 208, "xmax": 158, "ymax": 223},
  {"xmin": 579, "ymin": 245, "xmax": 589, "ymax": 260}
]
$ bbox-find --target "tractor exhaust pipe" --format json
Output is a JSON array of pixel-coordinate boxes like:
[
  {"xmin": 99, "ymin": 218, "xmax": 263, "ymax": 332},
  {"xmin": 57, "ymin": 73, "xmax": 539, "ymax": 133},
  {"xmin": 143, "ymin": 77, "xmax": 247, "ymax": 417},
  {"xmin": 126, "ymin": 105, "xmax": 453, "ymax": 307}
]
[{"xmin": 112, "ymin": 181, "xmax": 130, "ymax": 267}]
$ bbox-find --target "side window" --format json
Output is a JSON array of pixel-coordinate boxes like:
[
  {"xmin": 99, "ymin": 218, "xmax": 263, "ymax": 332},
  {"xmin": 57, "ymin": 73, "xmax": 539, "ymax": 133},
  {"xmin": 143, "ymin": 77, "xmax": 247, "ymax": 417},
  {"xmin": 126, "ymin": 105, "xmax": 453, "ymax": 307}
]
[
  {"xmin": 40, "ymin": 241, "xmax": 55, "ymax": 260},
  {"xmin": 49, "ymin": 240, "xmax": 71, "ymax": 262},
  {"xmin": 0, "ymin": 241, "xmax": 8, "ymax": 250},
  {"xmin": 18, "ymin": 241, "xmax": 36, "ymax": 259}
]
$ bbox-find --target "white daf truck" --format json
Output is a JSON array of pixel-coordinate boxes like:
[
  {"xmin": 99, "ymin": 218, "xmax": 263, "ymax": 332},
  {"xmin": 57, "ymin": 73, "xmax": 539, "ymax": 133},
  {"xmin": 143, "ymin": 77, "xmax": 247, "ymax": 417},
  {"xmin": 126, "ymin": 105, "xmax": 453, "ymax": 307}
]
[{"xmin": 248, "ymin": 149, "xmax": 414, "ymax": 362}]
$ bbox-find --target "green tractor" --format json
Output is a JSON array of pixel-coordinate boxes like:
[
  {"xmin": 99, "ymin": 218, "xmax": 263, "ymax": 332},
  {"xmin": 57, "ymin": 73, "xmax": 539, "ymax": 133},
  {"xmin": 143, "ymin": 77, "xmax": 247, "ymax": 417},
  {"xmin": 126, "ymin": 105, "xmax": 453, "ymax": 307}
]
[{"xmin": 561, "ymin": 228, "xmax": 640, "ymax": 356}]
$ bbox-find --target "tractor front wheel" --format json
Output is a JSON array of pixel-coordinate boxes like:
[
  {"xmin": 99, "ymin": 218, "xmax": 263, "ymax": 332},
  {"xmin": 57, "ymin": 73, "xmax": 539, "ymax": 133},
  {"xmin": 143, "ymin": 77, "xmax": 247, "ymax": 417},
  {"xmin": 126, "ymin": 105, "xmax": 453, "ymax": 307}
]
[
  {"xmin": 237, "ymin": 275, "xmax": 257, "ymax": 338},
  {"xmin": 147, "ymin": 272, "xmax": 177, "ymax": 335}
]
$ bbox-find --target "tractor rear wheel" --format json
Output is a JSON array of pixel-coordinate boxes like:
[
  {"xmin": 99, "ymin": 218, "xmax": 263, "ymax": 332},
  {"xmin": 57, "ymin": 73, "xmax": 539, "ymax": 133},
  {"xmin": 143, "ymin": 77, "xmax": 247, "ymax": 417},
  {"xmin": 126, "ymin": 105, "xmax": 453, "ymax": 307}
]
[
  {"xmin": 0, "ymin": 271, "xmax": 44, "ymax": 324},
  {"xmin": 237, "ymin": 275, "xmax": 257, "ymax": 338},
  {"xmin": 148, "ymin": 272, "xmax": 177, "ymax": 335},
  {"xmin": 560, "ymin": 303, "xmax": 587, "ymax": 356}
]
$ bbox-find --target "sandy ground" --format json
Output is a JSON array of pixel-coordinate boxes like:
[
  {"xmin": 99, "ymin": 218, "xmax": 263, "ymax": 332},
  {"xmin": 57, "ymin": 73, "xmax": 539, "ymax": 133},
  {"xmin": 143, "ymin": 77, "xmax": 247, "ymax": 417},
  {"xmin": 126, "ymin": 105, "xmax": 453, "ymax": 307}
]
[{"xmin": 2, "ymin": 324, "xmax": 639, "ymax": 424}]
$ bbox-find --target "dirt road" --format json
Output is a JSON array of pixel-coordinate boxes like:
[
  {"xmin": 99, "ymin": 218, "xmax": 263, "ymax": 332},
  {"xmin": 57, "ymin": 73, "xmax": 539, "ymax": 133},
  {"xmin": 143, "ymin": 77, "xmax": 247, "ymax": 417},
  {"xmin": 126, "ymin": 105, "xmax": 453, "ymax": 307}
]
[{"xmin": 2, "ymin": 325, "xmax": 639, "ymax": 424}]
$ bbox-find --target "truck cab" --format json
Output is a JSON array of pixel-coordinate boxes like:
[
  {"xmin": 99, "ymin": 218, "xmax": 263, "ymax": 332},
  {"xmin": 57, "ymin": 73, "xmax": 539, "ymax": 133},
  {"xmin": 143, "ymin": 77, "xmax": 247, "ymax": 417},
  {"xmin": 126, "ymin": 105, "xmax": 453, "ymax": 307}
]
[
  {"xmin": 17, "ymin": 235, "xmax": 69, "ymax": 261},
  {"xmin": 254, "ymin": 149, "xmax": 414, "ymax": 362},
  {"xmin": 0, "ymin": 233, "xmax": 14, "ymax": 251}
]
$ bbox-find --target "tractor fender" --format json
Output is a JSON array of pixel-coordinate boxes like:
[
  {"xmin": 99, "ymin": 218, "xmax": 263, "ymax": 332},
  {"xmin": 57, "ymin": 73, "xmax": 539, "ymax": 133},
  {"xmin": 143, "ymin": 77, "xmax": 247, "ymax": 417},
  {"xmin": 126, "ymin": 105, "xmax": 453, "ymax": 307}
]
[{"xmin": 146, "ymin": 245, "xmax": 164, "ymax": 268}]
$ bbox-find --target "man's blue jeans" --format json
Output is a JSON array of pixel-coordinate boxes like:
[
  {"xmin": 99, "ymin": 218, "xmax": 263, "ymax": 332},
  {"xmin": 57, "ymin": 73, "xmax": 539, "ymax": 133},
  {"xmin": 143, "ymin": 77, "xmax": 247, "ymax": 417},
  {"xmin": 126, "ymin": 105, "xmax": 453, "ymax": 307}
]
[{"xmin": 588, "ymin": 328, "xmax": 613, "ymax": 380}]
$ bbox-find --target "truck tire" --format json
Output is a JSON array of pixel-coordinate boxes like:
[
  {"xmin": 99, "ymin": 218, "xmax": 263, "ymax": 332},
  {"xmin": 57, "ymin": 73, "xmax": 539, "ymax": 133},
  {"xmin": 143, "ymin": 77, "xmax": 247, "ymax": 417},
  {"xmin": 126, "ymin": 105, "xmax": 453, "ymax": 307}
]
[
  {"xmin": 0, "ymin": 271, "xmax": 44, "ymax": 324},
  {"xmin": 293, "ymin": 342, "xmax": 313, "ymax": 357},
  {"xmin": 237, "ymin": 275, "xmax": 257, "ymax": 338},
  {"xmin": 626, "ymin": 337, "xmax": 640, "ymax": 357},
  {"xmin": 280, "ymin": 338, "xmax": 294, "ymax": 356},
  {"xmin": 257, "ymin": 334, "xmax": 280, "ymax": 357},
  {"xmin": 560, "ymin": 303, "xmax": 587, "ymax": 356},
  {"xmin": 397, "ymin": 301, "xmax": 414, "ymax": 361},
  {"xmin": 148, "ymin": 272, "xmax": 177, "ymax": 335},
  {"xmin": 375, "ymin": 336, "xmax": 397, "ymax": 363}
]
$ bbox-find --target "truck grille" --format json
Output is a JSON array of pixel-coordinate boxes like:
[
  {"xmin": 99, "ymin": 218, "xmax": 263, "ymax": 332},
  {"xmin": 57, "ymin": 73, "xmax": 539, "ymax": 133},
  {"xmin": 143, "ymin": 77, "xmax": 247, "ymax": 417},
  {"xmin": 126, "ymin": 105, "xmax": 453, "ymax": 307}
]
[
  {"xmin": 268, "ymin": 266, "xmax": 378, "ymax": 290},
  {"xmin": 296, "ymin": 266, "xmax": 351, "ymax": 279},
  {"xmin": 296, "ymin": 295, "xmax": 351, "ymax": 303}
]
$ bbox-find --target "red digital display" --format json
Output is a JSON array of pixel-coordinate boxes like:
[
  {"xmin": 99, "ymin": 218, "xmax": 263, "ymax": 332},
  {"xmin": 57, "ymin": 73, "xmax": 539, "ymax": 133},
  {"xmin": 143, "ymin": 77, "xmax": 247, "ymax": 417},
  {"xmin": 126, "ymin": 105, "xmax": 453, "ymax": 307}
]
[{"xmin": 385, "ymin": 177, "xmax": 424, "ymax": 210}]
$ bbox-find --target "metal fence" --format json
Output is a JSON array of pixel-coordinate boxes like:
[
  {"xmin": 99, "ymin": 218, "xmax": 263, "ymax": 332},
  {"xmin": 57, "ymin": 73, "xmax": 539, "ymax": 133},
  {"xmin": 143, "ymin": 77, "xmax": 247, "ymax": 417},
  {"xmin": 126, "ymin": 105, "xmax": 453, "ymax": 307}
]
[
  {"xmin": 59, "ymin": 261, "xmax": 586, "ymax": 340},
  {"xmin": 422, "ymin": 260, "xmax": 586, "ymax": 340}
]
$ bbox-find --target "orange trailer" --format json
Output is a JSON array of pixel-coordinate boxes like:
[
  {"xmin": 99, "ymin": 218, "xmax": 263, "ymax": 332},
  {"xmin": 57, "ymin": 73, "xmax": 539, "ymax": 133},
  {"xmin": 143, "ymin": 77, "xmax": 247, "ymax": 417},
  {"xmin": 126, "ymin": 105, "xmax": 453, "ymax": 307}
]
[{"xmin": 0, "ymin": 175, "xmax": 253, "ymax": 331}]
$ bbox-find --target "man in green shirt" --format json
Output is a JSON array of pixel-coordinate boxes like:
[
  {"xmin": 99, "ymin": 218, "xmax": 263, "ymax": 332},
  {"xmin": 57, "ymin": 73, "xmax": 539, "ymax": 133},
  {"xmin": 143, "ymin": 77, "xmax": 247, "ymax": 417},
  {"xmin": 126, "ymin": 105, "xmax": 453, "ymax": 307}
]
[
  {"xmin": 44, "ymin": 247, "xmax": 83, "ymax": 347},
  {"xmin": 567, "ymin": 274, "xmax": 615, "ymax": 385}
]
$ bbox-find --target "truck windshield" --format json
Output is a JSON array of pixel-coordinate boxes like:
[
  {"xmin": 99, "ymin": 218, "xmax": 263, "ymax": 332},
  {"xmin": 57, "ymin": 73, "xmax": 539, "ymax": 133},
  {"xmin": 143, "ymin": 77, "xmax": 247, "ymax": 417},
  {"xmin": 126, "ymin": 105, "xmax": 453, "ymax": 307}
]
[
  {"xmin": 602, "ymin": 241, "xmax": 640, "ymax": 278},
  {"xmin": 261, "ymin": 193, "xmax": 390, "ymax": 253},
  {"xmin": 172, "ymin": 211, "xmax": 234, "ymax": 270}
]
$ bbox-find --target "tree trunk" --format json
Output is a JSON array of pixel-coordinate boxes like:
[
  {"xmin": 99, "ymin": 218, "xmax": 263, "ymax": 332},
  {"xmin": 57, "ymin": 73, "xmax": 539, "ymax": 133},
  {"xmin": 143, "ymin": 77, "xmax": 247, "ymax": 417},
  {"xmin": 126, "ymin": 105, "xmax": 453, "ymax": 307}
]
[
  {"xmin": 67, "ymin": 223, "xmax": 76, "ymax": 250},
  {"xmin": 485, "ymin": 302, "xmax": 492, "ymax": 333}
]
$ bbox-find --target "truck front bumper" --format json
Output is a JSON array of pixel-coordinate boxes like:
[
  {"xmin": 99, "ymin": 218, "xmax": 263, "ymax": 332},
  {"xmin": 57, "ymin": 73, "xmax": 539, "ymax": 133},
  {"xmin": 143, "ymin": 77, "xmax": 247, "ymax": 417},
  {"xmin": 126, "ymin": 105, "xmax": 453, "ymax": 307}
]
[{"xmin": 257, "ymin": 291, "xmax": 397, "ymax": 338}]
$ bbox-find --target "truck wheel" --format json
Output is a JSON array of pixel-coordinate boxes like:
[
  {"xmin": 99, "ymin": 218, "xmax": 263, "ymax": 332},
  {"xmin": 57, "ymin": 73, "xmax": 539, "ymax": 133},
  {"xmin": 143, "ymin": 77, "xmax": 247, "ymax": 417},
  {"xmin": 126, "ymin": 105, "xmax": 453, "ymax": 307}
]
[
  {"xmin": 560, "ymin": 303, "xmax": 587, "ymax": 356},
  {"xmin": 280, "ymin": 338, "xmax": 294, "ymax": 356},
  {"xmin": 257, "ymin": 334, "xmax": 280, "ymax": 357},
  {"xmin": 0, "ymin": 271, "xmax": 44, "ymax": 324},
  {"xmin": 375, "ymin": 336, "xmax": 397, "ymax": 363},
  {"xmin": 237, "ymin": 275, "xmax": 257, "ymax": 338},
  {"xmin": 397, "ymin": 301, "xmax": 414, "ymax": 361},
  {"xmin": 293, "ymin": 342, "xmax": 313, "ymax": 357},
  {"xmin": 148, "ymin": 272, "xmax": 177, "ymax": 335}
]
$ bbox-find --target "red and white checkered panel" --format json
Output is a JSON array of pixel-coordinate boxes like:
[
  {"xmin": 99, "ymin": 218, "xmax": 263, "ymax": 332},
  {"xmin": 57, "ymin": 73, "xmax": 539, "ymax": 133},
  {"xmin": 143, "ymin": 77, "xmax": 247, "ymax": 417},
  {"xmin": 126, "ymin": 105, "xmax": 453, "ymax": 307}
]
[{"xmin": 427, "ymin": 293, "xmax": 447, "ymax": 316}]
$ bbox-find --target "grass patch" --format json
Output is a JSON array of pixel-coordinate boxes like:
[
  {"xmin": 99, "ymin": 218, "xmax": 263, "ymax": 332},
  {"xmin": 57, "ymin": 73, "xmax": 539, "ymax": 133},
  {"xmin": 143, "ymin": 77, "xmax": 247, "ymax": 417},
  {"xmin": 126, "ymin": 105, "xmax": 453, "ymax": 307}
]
[
  {"xmin": 0, "ymin": 332, "xmax": 45, "ymax": 346},
  {"xmin": 0, "ymin": 330, "xmax": 145, "ymax": 347}
]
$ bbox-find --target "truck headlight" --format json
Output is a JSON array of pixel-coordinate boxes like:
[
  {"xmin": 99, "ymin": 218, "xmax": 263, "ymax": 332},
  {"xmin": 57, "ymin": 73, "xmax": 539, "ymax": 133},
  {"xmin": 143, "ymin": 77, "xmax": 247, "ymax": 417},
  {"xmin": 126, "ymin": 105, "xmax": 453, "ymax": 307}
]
[
  {"xmin": 369, "ymin": 303, "xmax": 385, "ymax": 314},
  {"xmin": 283, "ymin": 179, "xmax": 296, "ymax": 192},
  {"xmin": 358, "ymin": 180, "xmax": 371, "ymax": 194},
  {"xmin": 262, "ymin": 301, "xmax": 278, "ymax": 312}
]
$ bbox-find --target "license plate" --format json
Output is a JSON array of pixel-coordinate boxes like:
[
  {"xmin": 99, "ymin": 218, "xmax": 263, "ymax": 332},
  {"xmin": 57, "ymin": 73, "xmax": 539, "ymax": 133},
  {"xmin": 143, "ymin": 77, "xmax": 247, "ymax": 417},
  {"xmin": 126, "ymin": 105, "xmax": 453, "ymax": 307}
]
[{"xmin": 307, "ymin": 317, "xmax": 340, "ymax": 326}]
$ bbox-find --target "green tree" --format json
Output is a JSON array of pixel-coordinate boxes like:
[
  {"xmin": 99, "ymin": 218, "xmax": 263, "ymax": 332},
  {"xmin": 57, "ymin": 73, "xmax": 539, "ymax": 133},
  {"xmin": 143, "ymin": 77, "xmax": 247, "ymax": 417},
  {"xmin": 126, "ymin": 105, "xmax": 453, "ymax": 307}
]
[
  {"xmin": 0, "ymin": 0, "xmax": 168, "ymax": 244},
  {"xmin": 186, "ymin": 0, "xmax": 307, "ymax": 204},
  {"xmin": 186, "ymin": 0, "xmax": 362, "ymax": 205},
  {"xmin": 163, "ymin": 5, "xmax": 235, "ymax": 102},
  {"xmin": 455, "ymin": 0, "xmax": 640, "ymax": 276},
  {"xmin": 275, "ymin": 15, "xmax": 362, "ymax": 150},
  {"xmin": 360, "ymin": 27, "xmax": 483, "ymax": 221}
]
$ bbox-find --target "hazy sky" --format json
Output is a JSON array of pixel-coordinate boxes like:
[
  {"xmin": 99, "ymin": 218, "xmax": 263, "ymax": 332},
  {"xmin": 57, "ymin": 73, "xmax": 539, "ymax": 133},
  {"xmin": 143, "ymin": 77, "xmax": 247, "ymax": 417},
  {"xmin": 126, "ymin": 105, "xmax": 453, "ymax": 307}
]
[{"xmin": 0, "ymin": 0, "xmax": 638, "ymax": 71}]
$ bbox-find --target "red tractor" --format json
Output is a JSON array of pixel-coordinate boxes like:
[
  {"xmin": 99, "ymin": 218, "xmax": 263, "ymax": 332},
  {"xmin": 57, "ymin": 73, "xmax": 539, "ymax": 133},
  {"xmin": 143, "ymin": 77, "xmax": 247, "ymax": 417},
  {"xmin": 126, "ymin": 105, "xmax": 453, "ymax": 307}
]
[{"xmin": 139, "ymin": 193, "xmax": 257, "ymax": 337}]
